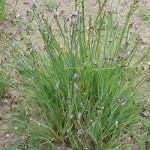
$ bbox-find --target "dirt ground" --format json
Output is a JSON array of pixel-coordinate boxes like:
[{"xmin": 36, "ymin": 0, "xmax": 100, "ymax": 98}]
[{"xmin": 0, "ymin": 0, "xmax": 150, "ymax": 149}]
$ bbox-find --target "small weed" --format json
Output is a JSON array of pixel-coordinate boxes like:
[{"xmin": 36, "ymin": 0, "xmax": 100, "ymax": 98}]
[
  {"xmin": 0, "ymin": 0, "xmax": 5, "ymax": 21},
  {"xmin": 43, "ymin": 0, "xmax": 59, "ymax": 11},
  {"xmin": 139, "ymin": 6, "xmax": 150, "ymax": 25},
  {"xmin": 0, "ymin": 71, "xmax": 6, "ymax": 99},
  {"xmin": 0, "ymin": 60, "xmax": 8, "ymax": 99},
  {"xmin": 132, "ymin": 131, "xmax": 149, "ymax": 150}
]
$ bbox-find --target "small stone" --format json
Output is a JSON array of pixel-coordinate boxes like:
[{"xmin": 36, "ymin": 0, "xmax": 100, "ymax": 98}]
[{"xmin": 5, "ymin": 134, "xmax": 9, "ymax": 138}]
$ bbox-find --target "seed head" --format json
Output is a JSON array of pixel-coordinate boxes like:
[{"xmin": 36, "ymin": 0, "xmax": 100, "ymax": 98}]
[
  {"xmin": 136, "ymin": 35, "xmax": 142, "ymax": 42},
  {"xmin": 115, "ymin": 120, "xmax": 119, "ymax": 128},
  {"xmin": 54, "ymin": 12, "xmax": 60, "ymax": 17},
  {"xmin": 77, "ymin": 112, "xmax": 82, "ymax": 119},
  {"xmin": 71, "ymin": 17, "xmax": 78, "ymax": 25},
  {"xmin": 73, "ymin": 73, "xmax": 79, "ymax": 80},
  {"xmin": 25, "ymin": 111, "xmax": 29, "ymax": 116},
  {"xmin": 69, "ymin": 114, "xmax": 73, "ymax": 120},
  {"xmin": 26, "ymin": 5, "xmax": 31, "ymax": 14},
  {"xmin": 134, "ymin": 0, "xmax": 140, "ymax": 3},
  {"xmin": 77, "ymin": 129, "xmax": 84, "ymax": 135},
  {"xmin": 55, "ymin": 82, "xmax": 59, "ymax": 89},
  {"xmin": 74, "ymin": 25, "xmax": 80, "ymax": 31},
  {"xmin": 74, "ymin": 82, "xmax": 79, "ymax": 90},
  {"xmin": 92, "ymin": 121, "xmax": 96, "ymax": 127},
  {"xmin": 72, "ymin": 11, "xmax": 78, "ymax": 17},
  {"xmin": 121, "ymin": 102, "xmax": 126, "ymax": 106}
]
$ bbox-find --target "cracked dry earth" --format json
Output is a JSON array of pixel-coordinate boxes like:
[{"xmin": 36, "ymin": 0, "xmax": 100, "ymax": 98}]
[{"xmin": 0, "ymin": 0, "xmax": 150, "ymax": 149}]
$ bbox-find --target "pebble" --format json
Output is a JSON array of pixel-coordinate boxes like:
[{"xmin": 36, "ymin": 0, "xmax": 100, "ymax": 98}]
[
  {"xmin": 0, "ymin": 26, "xmax": 4, "ymax": 31},
  {"xmin": 5, "ymin": 134, "xmax": 9, "ymax": 138}
]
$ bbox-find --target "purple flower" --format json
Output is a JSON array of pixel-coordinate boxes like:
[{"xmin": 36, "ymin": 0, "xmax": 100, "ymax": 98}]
[{"xmin": 73, "ymin": 73, "xmax": 79, "ymax": 80}]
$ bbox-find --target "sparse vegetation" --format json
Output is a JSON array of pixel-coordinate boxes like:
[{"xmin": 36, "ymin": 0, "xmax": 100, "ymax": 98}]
[
  {"xmin": 0, "ymin": 62, "xmax": 7, "ymax": 99},
  {"xmin": 44, "ymin": 0, "xmax": 59, "ymax": 11},
  {"xmin": 0, "ymin": 0, "xmax": 5, "ymax": 21},
  {"xmin": 0, "ymin": 72, "xmax": 6, "ymax": 99},
  {"xmin": 139, "ymin": 6, "xmax": 150, "ymax": 22}
]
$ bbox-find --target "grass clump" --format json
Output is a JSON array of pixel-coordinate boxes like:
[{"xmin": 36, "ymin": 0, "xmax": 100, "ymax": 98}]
[
  {"xmin": 0, "ymin": 71, "xmax": 6, "ymax": 99},
  {"xmin": 139, "ymin": 6, "xmax": 150, "ymax": 22},
  {"xmin": 0, "ymin": 61, "xmax": 7, "ymax": 99},
  {"xmin": 43, "ymin": 0, "xmax": 59, "ymax": 11},
  {"xmin": 0, "ymin": 0, "xmax": 5, "ymax": 21},
  {"xmin": 3, "ymin": 0, "xmax": 150, "ymax": 149}
]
